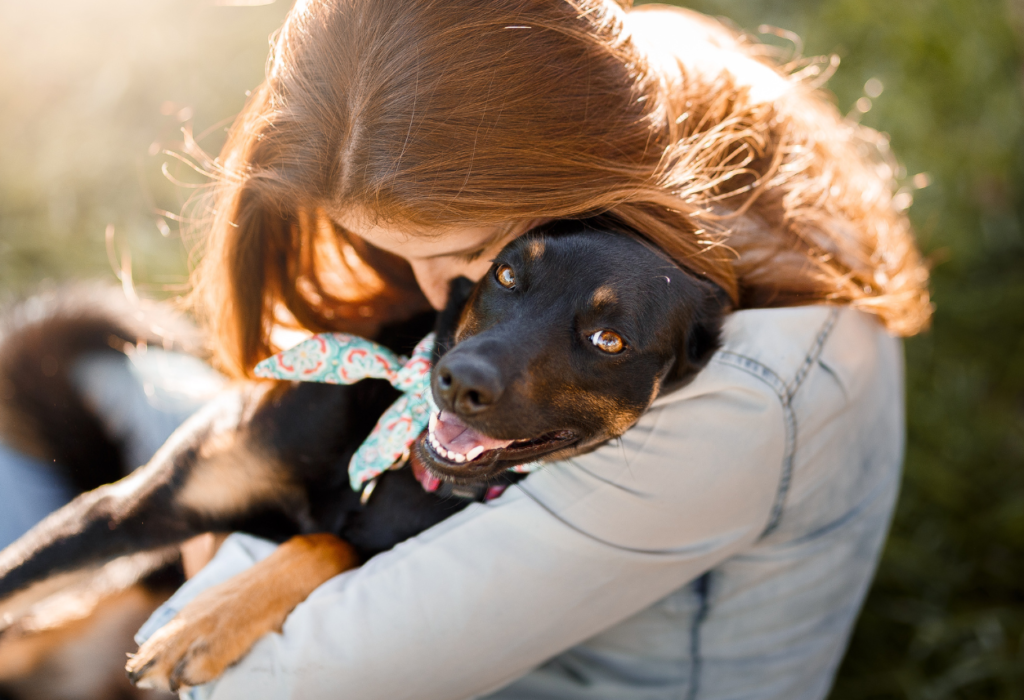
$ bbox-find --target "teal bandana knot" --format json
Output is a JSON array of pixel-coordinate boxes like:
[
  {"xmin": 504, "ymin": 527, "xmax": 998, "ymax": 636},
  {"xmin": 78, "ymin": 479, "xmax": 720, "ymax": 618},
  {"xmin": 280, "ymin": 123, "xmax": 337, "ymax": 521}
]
[
  {"xmin": 253, "ymin": 332, "xmax": 539, "ymax": 493},
  {"xmin": 254, "ymin": 332, "xmax": 437, "ymax": 490}
]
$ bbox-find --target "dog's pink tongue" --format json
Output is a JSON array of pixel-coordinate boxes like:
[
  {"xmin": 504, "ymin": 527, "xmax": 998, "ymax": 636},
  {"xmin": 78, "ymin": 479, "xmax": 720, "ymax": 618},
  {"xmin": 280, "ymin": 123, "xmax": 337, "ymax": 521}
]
[{"xmin": 435, "ymin": 410, "xmax": 514, "ymax": 454}]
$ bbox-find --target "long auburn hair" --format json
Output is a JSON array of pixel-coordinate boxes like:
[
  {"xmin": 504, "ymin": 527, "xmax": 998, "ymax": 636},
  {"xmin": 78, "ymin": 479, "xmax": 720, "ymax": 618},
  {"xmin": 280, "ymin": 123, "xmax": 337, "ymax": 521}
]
[{"xmin": 189, "ymin": 0, "xmax": 931, "ymax": 378}]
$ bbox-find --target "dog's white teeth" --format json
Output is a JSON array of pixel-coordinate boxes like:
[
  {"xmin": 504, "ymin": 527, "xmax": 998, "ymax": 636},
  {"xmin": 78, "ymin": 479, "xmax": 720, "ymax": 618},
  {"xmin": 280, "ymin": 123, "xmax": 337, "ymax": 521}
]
[
  {"xmin": 428, "ymin": 434, "xmax": 470, "ymax": 464},
  {"xmin": 426, "ymin": 411, "xmax": 484, "ymax": 464}
]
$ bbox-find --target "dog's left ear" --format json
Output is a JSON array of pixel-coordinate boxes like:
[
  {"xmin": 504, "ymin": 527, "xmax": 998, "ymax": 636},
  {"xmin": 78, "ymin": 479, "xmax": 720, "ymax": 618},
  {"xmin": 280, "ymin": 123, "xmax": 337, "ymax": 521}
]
[{"xmin": 663, "ymin": 280, "xmax": 730, "ymax": 390}]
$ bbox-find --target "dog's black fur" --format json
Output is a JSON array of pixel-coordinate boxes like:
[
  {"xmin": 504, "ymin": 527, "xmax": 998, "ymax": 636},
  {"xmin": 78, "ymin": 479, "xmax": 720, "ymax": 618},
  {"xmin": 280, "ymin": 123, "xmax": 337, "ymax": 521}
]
[
  {"xmin": 0, "ymin": 221, "xmax": 728, "ymax": 623},
  {"xmin": 0, "ymin": 287, "xmax": 201, "ymax": 494}
]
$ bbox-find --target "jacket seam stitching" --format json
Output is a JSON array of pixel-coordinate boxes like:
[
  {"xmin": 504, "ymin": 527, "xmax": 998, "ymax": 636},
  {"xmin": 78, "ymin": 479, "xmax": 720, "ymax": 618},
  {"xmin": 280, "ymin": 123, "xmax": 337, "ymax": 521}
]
[
  {"xmin": 713, "ymin": 351, "xmax": 792, "ymax": 539},
  {"xmin": 685, "ymin": 571, "xmax": 713, "ymax": 700},
  {"xmin": 787, "ymin": 308, "xmax": 840, "ymax": 398},
  {"xmin": 714, "ymin": 308, "xmax": 841, "ymax": 538}
]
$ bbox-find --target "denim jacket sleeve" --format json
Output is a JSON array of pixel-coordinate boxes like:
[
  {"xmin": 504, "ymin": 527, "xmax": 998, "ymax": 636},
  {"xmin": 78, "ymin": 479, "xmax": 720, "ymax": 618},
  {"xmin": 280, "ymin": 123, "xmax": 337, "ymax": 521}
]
[{"xmin": 201, "ymin": 317, "xmax": 791, "ymax": 700}]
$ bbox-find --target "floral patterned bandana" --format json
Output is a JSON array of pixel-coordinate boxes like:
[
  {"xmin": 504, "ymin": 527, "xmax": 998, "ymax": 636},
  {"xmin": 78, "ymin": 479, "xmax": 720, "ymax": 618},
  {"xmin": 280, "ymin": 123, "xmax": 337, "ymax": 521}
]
[
  {"xmin": 254, "ymin": 332, "xmax": 437, "ymax": 491},
  {"xmin": 253, "ymin": 332, "xmax": 538, "ymax": 494}
]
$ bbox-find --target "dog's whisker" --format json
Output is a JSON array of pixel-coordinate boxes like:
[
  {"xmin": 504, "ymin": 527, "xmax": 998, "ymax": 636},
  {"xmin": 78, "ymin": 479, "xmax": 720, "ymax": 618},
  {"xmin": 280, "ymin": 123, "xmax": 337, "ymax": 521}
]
[{"xmin": 618, "ymin": 439, "xmax": 636, "ymax": 482}]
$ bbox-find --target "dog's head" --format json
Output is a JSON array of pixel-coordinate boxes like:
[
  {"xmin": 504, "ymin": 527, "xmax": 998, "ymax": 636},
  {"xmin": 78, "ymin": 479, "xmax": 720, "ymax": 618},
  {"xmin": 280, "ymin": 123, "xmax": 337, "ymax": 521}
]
[{"xmin": 416, "ymin": 222, "xmax": 729, "ymax": 483}]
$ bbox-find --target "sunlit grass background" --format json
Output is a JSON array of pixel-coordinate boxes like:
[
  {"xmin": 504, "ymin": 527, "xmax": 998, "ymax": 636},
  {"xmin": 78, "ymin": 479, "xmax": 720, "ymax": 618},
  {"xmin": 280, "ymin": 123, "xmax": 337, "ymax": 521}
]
[{"xmin": 1, "ymin": 0, "xmax": 1021, "ymax": 697}]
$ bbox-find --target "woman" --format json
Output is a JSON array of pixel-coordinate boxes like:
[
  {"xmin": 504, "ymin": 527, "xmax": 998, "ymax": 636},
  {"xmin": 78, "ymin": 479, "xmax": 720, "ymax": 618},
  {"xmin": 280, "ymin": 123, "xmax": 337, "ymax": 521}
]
[{"xmin": 168, "ymin": 0, "xmax": 931, "ymax": 697}]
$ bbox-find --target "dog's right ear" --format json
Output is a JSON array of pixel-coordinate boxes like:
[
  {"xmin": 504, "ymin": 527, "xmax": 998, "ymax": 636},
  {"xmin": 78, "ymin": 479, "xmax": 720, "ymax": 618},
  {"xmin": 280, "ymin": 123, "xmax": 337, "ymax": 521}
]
[
  {"xmin": 686, "ymin": 283, "xmax": 730, "ymax": 369},
  {"xmin": 432, "ymin": 277, "xmax": 476, "ymax": 362},
  {"xmin": 663, "ymin": 280, "xmax": 730, "ymax": 391}
]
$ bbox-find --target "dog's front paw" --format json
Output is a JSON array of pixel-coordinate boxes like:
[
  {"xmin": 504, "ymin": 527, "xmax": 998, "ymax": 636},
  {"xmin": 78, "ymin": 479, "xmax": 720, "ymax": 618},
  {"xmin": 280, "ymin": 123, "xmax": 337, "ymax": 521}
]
[
  {"xmin": 126, "ymin": 592, "xmax": 258, "ymax": 693},
  {"xmin": 125, "ymin": 572, "xmax": 287, "ymax": 692},
  {"xmin": 126, "ymin": 534, "xmax": 358, "ymax": 692}
]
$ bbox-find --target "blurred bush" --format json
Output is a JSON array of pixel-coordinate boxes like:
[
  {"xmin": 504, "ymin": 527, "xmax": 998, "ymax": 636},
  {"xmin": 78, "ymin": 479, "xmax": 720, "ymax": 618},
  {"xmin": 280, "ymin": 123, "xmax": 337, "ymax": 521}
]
[{"xmin": 1, "ymin": 0, "xmax": 1021, "ymax": 697}]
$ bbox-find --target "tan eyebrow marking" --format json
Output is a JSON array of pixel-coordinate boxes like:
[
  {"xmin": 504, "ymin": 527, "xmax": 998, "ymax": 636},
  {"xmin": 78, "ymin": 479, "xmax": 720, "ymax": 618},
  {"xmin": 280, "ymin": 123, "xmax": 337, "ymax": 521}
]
[
  {"xmin": 525, "ymin": 239, "xmax": 546, "ymax": 261},
  {"xmin": 591, "ymin": 286, "xmax": 617, "ymax": 307}
]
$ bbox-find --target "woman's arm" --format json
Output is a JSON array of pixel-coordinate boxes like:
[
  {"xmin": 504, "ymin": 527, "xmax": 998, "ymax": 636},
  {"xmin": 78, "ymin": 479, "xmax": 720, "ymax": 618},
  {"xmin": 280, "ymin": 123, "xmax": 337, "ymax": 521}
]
[{"xmin": 200, "ymin": 355, "xmax": 786, "ymax": 700}]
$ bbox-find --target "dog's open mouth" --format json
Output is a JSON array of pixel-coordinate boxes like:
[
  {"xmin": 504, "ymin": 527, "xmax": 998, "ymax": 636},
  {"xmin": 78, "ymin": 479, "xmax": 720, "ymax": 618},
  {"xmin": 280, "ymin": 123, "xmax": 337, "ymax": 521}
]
[{"xmin": 421, "ymin": 410, "xmax": 577, "ymax": 476}]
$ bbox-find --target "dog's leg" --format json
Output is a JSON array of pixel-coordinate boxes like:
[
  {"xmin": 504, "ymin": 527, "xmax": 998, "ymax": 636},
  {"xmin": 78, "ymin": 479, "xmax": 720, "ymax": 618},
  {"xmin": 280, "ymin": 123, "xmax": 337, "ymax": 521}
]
[
  {"xmin": 0, "ymin": 583, "xmax": 170, "ymax": 700},
  {"xmin": 0, "ymin": 384, "xmax": 307, "ymax": 607},
  {"xmin": 126, "ymin": 533, "xmax": 356, "ymax": 692}
]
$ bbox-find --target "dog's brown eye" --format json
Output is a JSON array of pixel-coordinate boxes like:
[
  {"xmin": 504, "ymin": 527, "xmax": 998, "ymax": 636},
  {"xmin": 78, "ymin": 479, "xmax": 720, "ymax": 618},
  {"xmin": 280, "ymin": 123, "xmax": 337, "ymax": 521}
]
[
  {"xmin": 589, "ymin": 330, "xmax": 624, "ymax": 354},
  {"xmin": 495, "ymin": 264, "xmax": 516, "ymax": 289}
]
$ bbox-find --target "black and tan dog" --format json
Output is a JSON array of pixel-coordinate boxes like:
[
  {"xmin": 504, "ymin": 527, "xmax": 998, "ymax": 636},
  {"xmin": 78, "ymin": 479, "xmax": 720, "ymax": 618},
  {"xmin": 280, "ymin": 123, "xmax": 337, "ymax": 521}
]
[{"xmin": 0, "ymin": 221, "xmax": 728, "ymax": 692}]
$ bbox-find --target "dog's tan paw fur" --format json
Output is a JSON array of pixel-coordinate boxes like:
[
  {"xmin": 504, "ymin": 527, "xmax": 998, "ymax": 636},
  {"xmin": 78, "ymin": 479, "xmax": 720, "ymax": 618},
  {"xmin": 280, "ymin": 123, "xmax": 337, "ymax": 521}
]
[
  {"xmin": 126, "ymin": 534, "xmax": 356, "ymax": 692},
  {"xmin": 126, "ymin": 597, "xmax": 263, "ymax": 692}
]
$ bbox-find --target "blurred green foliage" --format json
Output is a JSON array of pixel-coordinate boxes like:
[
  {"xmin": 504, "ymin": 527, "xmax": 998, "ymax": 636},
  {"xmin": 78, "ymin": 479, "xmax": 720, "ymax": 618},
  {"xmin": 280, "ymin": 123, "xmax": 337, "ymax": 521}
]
[
  {"xmin": 1, "ymin": 0, "xmax": 1021, "ymax": 697},
  {"xmin": 0, "ymin": 0, "xmax": 289, "ymax": 295}
]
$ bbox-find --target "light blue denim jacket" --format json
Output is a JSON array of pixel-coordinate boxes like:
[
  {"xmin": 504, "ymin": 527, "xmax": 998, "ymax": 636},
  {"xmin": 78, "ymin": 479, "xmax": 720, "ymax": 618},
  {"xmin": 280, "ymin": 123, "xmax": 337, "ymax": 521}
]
[{"xmin": 139, "ymin": 305, "xmax": 904, "ymax": 700}]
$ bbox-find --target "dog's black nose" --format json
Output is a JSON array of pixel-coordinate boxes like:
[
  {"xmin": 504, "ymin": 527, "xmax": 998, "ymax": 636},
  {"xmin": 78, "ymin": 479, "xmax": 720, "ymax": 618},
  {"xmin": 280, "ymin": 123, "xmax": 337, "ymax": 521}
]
[{"xmin": 434, "ymin": 355, "xmax": 504, "ymax": 416}]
